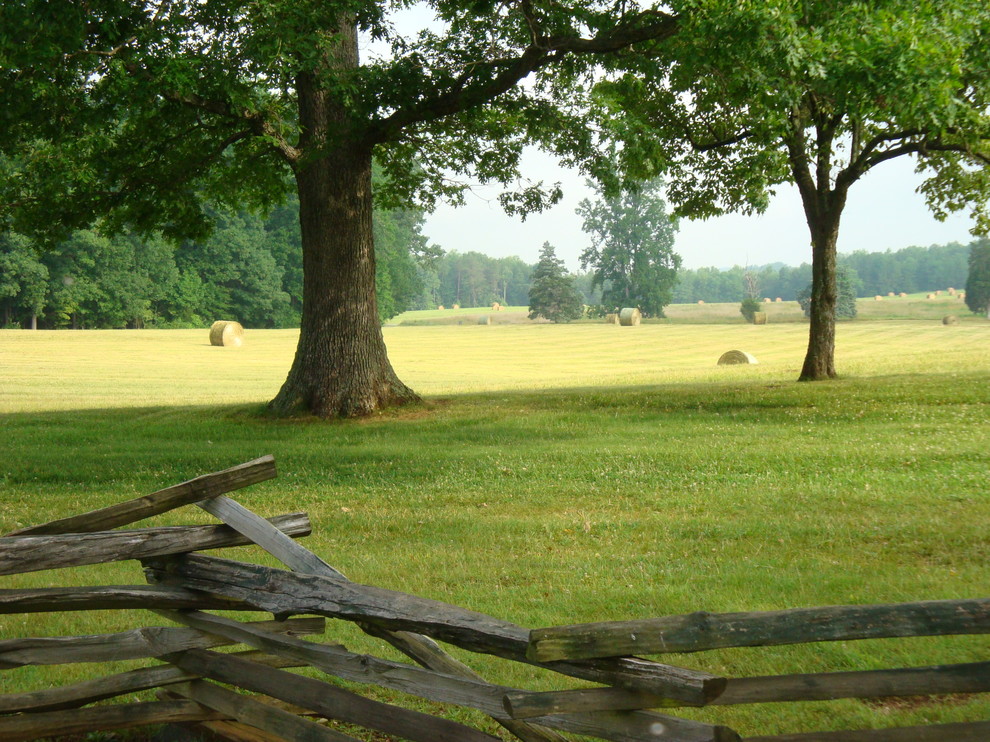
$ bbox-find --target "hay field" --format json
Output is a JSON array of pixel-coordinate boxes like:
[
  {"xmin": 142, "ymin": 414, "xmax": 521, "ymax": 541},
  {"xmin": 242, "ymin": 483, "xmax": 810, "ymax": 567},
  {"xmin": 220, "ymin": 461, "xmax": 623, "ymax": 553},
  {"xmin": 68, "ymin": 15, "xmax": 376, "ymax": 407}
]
[{"xmin": 1, "ymin": 319, "xmax": 987, "ymax": 412}]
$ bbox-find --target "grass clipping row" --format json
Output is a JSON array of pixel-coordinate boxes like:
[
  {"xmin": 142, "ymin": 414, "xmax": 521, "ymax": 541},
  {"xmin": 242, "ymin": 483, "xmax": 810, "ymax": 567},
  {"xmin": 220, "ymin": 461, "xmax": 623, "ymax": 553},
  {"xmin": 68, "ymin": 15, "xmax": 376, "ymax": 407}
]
[{"xmin": 209, "ymin": 320, "xmax": 245, "ymax": 347}]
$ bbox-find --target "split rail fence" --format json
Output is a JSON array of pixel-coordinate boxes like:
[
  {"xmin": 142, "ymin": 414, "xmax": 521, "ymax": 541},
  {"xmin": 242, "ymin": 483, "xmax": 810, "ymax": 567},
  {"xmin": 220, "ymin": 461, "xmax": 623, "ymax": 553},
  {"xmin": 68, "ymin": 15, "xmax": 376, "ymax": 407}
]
[{"xmin": 1, "ymin": 456, "xmax": 987, "ymax": 741}]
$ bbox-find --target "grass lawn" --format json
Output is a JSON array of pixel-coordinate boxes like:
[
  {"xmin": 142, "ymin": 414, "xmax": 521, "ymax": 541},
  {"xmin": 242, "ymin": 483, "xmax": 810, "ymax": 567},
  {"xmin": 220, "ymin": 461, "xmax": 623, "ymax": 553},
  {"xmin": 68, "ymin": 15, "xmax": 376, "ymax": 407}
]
[{"xmin": 1, "ymin": 308, "xmax": 988, "ymax": 739}]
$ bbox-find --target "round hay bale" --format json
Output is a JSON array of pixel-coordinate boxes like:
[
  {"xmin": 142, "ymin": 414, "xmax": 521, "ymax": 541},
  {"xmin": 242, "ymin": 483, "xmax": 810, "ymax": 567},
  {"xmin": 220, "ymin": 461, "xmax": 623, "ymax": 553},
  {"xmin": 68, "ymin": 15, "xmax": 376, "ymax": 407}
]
[
  {"xmin": 874, "ymin": 295, "xmax": 883, "ymax": 301},
  {"xmin": 605, "ymin": 313, "xmax": 619, "ymax": 324},
  {"xmin": 437, "ymin": 304, "xmax": 445, "ymax": 310},
  {"xmin": 491, "ymin": 302, "xmax": 500, "ymax": 310},
  {"xmin": 753, "ymin": 312, "xmax": 768, "ymax": 325},
  {"xmin": 717, "ymin": 350, "xmax": 758, "ymax": 366},
  {"xmin": 942, "ymin": 315, "xmax": 958, "ymax": 325},
  {"xmin": 697, "ymin": 300, "xmax": 705, "ymax": 305},
  {"xmin": 619, "ymin": 307, "xmax": 642, "ymax": 326},
  {"xmin": 888, "ymin": 292, "xmax": 895, "ymax": 297},
  {"xmin": 452, "ymin": 303, "xmax": 460, "ymax": 310},
  {"xmin": 899, "ymin": 292, "xmax": 907, "ymax": 297},
  {"xmin": 927, "ymin": 293, "xmax": 935, "ymax": 299},
  {"xmin": 775, "ymin": 297, "xmax": 783, "ymax": 303},
  {"xmin": 763, "ymin": 297, "xmax": 772, "ymax": 303},
  {"xmin": 477, "ymin": 315, "xmax": 491, "ymax": 325},
  {"xmin": 209, "ymin": 321, "xmax": 244, "ymax": 347}
]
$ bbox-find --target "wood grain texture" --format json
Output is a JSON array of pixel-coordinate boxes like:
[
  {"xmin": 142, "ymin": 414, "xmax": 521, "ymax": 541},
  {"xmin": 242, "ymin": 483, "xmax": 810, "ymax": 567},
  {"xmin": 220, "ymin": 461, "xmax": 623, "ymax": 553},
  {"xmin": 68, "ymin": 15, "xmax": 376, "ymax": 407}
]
[
  {"xmin": 154, "ymin": 610, "xmax": 735, "ymax": 742},
  {"xmin": 147, "ymin": 552, "xmax": 722, "ymax": 702},
  {"xmin": 0, "ymin": 617, "xmax": 324, "ymax": 668},
  {"xmin": 169, "ymin": 679, "xmax": 357, "ymax": 742},
  {"xmin": 191, "ymin": 493, "xmax": 570, "ymax": 742},
  {"xmin": 0, "ymin": 650, "xmax": 309, "ymax": 713},
  {"xmin": 0, "ymin": 585, "xmax": 249, "ymax": 613},
  {"xmin": 0, "ymin": 512, "xmax": 310, "ymax": 575},
  {"xmin": 169, "ymin": 648, "xmax": 503, "ymax": 742},
  {"xmin": 6, "ymin": 455, "xmax": 276, "ymax": 536},
  {"xmin": 715, "ymin": 661, "xmax": 990, "ymax": 705},
  {"xmin": 528, "ymin": 599, "xmax": 990, "ymax": 661},
  {"xmin": 0, "ymin": 700, "xmax": 228, "ymax": 742}
]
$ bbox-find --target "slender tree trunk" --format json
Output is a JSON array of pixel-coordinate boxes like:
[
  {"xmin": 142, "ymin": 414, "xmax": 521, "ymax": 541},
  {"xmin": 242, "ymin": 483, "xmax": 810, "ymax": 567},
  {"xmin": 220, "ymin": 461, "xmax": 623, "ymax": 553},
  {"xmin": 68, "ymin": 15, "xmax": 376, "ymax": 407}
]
[
  {"xmin": 799, "ymin": 208, "xmax": 842, "ymax": 381},
  {"xmin": 267, "ymin": 22, "xmax": 419, "ymax": 418}
]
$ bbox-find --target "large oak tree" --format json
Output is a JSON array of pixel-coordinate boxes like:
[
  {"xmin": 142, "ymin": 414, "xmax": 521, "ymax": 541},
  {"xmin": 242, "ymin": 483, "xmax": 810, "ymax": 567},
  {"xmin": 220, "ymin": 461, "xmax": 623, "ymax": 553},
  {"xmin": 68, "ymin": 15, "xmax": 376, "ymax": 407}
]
[
  {"xmin": 596, "ymin": 0, "xmax": 990, "ymax": 379},
  {"xmin": 0, "ymin": 0, "xmax": 676, "ymax": 416}
]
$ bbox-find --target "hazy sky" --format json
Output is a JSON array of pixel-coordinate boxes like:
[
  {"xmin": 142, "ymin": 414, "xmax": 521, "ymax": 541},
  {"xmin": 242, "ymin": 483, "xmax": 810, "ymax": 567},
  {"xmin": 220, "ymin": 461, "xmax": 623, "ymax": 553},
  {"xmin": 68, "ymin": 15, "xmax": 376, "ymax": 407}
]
[{"xmin": 420, "ymin": 150, "xmax": 978, "ymax": 272}]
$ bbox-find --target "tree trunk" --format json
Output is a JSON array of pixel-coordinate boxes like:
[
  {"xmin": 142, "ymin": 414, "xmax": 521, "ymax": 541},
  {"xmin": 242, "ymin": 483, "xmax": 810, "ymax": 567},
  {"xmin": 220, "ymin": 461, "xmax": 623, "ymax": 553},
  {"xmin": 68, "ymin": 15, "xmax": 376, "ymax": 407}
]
[
  {"xmin": 268, "ymin": 145, "xmax": 419, "ymax": 418},
  {"xmin": 799, "ymin": 210, "xmax": 842, "ymax": 381},
  {"xmin": 267, "ymin": 25, "xmax": 419, "ymax": 418}
]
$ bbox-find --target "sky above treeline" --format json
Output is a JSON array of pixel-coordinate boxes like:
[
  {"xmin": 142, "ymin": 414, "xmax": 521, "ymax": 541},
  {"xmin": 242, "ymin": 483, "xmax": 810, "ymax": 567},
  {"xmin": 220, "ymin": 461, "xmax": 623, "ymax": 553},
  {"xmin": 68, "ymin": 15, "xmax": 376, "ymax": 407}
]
[{"xmin": 420, "ymin": 150, "xmax": 978, "ymax": 272}]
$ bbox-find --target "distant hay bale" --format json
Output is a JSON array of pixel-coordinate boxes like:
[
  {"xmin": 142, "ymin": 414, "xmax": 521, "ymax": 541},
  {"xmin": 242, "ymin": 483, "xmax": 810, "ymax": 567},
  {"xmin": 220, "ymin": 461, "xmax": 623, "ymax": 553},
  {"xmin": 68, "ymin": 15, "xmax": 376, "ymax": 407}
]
[
  {"xmin": 477, "ymin": 315, "xmax": 491, "ymax": 325},
  {"xmin": 717, "ymin": 350, "xmax": 758, "ymax": 366},
  {"xmin": 899, "ymin": 292, "xmax": 907, "ymax": 297},
  {"xmin": 775, "ymin": 297, "xmax": 783, "ymax": 303},
  {"xmin": 753, "ymin": 312, "xmax": 767, "ymax": 325},
  {"xmin": 452, "ymin": 303, "xmax": 461, "ymax": 309},
  {"xmin": 942, "ymin": 315, "xmax": 958, "ymax": 325},
  {"xmin": 697, "ymin": 300, "xmax": 705, "ymax": 305},
  {"xmin": 763, "ymin": 297, "xmax": 772, "ymax": 303},
  {"xmin": 959, "ymin": 292, "xmax": 966, "ymax": 300},
  {"xmin": 437, "ymin": 305, "xmax": 445, "ymax": 310},
  {"xmin": 948, "ymin": 287, "xmax": 956, "ymax": 294},
  {"xmin": 491, "ymin": 302, "xmax": 500, "ymax": 310},
  {"xmin": 927, "ymin": 293, "xmax": 935, "ymax": 299},
  {"xmin": 888, "ymin": 292, "xmax": 895, "ymax": 297},
  {"xmin": 209, "ymin": 321, "xmax": 244, "ymax": 347},
  {"xmin": 605, "ymin": 313, "xmax": 619, "ymax": 324},
  {"xmin": 936, "ymin": 290, "xmax": 942, "ymax": 296},
  {"xmin": 874, "ymin": 295, "xmax": 883, "ymax": 301},
  {"xmin": 619, "ymin": 307, "xmax": 642, "ymax": 326}
]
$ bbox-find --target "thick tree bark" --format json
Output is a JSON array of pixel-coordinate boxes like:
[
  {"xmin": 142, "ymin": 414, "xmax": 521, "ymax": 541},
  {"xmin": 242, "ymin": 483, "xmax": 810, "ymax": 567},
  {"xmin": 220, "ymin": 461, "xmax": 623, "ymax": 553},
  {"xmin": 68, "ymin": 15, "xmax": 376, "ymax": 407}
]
[
  {"xmin": 268, "ymin": 145, "xmax": 419, "ymax": 418},
  {"xmin": 267, "ymin": 24, "xmax": 419, "ymax": 418}
]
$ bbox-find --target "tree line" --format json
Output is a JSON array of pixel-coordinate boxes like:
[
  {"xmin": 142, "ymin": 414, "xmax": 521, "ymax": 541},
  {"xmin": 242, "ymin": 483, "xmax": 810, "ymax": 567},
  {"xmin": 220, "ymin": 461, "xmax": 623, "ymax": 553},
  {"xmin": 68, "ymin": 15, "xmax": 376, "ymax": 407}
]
[
  {"xmin": 0, "ymin": 194, "xmax": 433, "ymax": 330},
  {"xmin": 673, "ymin": 242, "xmax": 972, "ymax": 304},
  {"xmin": 3, "ymin": 217, "xmax": 976, "ymax": 329}
]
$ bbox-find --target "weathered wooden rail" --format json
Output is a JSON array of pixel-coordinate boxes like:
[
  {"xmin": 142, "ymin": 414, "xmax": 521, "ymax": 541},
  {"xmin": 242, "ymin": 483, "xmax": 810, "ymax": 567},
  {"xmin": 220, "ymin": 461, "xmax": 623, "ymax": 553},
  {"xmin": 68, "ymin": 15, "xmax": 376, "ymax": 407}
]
[{"xmin": 1, "ymin": 456, "xmax": 986, "ymax": 741}]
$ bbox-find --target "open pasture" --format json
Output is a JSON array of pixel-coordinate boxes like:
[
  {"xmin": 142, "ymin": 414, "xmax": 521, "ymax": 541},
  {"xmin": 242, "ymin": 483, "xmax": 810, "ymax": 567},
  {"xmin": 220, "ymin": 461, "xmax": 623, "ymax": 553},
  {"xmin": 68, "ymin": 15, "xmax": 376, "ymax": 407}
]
[
  {"xmin": 1, "ymin": 316, "xmax": 987, "ymax": 411},
  {"xmin": 0, "ymin": 317, "xmax": 988, "ymax": 738}
]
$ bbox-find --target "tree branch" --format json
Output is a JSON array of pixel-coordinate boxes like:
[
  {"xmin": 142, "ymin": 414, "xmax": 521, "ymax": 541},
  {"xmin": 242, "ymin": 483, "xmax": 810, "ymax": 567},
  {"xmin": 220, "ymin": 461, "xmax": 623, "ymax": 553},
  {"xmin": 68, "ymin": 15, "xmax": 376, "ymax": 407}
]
[
  {"xmin": 365, "ymin": 10, "xmax": 678, "ymax": 145},
  {"xmin": 158, "ymin": 91, "xmax": 300, "ymax": 165}
]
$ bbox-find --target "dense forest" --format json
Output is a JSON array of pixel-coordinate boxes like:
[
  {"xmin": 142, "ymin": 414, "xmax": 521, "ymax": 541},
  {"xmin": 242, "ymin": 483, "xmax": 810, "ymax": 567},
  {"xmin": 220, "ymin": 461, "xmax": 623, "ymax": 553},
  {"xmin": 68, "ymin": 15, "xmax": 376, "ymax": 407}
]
[
  {"xmin": 0, "ymin": 209, "xmax": 977, "ymax": 328},
  {"xmin": 0, "ymin": 194, "xmax": 435, "ymax": 330}
]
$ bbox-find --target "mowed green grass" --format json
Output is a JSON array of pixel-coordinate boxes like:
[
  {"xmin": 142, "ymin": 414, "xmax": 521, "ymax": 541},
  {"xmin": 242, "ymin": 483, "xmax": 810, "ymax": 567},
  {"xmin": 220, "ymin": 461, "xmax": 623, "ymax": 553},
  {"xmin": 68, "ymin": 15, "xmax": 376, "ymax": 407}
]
[{"xmin": 0, "ymin": 313, "xmax": 989, "ymax": 739}]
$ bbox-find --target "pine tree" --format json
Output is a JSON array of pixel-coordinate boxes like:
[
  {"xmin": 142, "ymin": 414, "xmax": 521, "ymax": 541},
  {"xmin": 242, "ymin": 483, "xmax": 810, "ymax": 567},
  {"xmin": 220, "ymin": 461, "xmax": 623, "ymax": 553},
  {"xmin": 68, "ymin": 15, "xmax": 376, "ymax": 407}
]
[{"xmin": 528, "ymin": 243, "xmax": 584, "ymax": 324}]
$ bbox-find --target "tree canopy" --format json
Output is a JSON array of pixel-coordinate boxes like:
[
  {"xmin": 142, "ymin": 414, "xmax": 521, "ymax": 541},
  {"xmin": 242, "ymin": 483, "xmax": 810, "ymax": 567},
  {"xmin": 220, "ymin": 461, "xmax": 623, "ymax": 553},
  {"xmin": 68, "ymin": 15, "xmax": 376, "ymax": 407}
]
[
  {"xmin": 594, "ymin": 0, "xmax": 990, "ymax": 378},
  {"xmin": 578, "ymin": 178, "xmax": 680, "ymax": 317}
]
